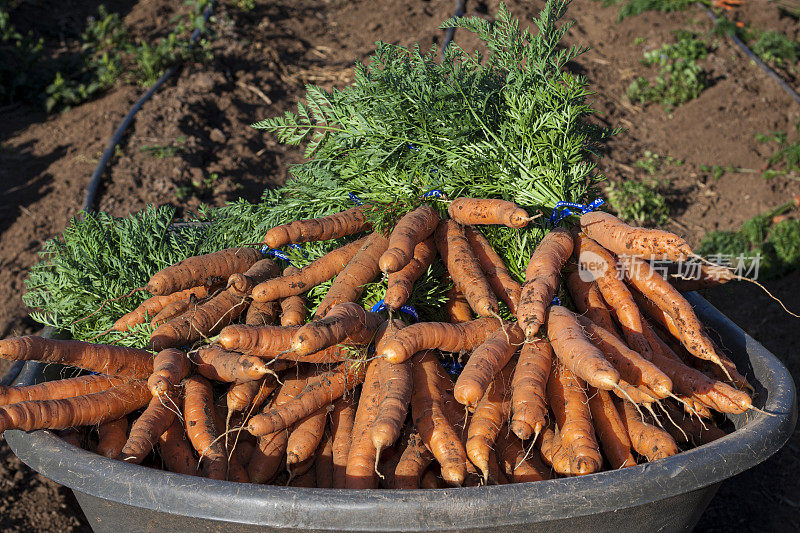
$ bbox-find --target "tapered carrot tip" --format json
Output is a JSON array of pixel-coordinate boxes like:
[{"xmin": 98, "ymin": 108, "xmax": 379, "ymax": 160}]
[
  {"xmin": 572, "ymin": 457, "xmax": 601, "ymax": 476},
  {"xmin": 441, "ymin": 465, "xmax": 466, "ymax": 487}
]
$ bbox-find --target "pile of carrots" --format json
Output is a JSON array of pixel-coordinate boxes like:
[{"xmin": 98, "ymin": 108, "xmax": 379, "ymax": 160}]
[{"xmin": 0, "ymin": 199, "xmax": 752, "ymax": 488}]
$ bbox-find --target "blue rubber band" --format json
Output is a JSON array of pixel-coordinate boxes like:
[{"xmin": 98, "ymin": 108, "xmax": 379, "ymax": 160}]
[
  {"xmin": 348, "ymin": 192, "xmax": 364, "ymax": 206},
  {"xmin": 441, "ymin": 358, "xmax": 465, "ymax": 377},
  {"xmin": 371, "ymin": 299, "xmax": 419, "ymax": 322},
  {"xmin": 421, "ymin": 189, "xmax": 444, "ymax": 199},
  {"xmin": 261, "ymin": 246, "xmax": 293, "ymax": 263},
  {"xmin": 551, "ymin": 296, "xmax": 561, "ymax": 306},
  {"xmin": 549, "ymin": 198, "xmax": 605, "ymax": 226}
]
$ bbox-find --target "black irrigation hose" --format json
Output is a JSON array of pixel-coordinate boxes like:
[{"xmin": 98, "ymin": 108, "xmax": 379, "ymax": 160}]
[
  {"xmin": 441, "ymin": 0, "xmax": 467, "ymax": 61},
  {"xmin": 1, "ymin": 3, "xmax": 216, "ymax": 389},
  {"xmin": 701, "ymin": 6, "xmax": 800, "ymax": 107},
  {"xmin": 82, "ymin": 1, "xmax": 216, "ymax": 212}
]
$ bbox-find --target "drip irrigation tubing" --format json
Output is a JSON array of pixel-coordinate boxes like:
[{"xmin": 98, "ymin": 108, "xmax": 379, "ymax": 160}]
[
  {"xmin": 701, "ymin": 6, "xmax": 800, "ymax": 107},
  {"xmin": 441, "ymin": 0, "xmax": 467, "ymax": 61},
  {"xmin": 81, "ymin": 1, "xmax": 216, "ymax": 212},
  {"xmin": 2, "ymin": 2, "xmax": 215, "ymax": 388}
]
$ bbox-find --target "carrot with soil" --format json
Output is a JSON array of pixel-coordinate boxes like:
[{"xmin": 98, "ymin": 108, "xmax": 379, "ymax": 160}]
[
  {"xmin": 345, "ymin": 359, "xmax": 382, "ymax": 489},
  {"xmin": 331, "ymin": 396, "xmax": 357, "ymax": 489},
  {"xmin": 113, "ymin": 285, "xmax": 216, "ymax": 331},
  {"xmin": 384, "ymin": 237, "xmax": 437, "ymax": 311},
  {"xmin": 371, "ymin": 341, "xmax": 412, "ymax": 460},
  {"xmin": 279, "ymin": 266, "xmax": 307, "ymax": 326},
  {"xmin": 0, "ymin": 373, "xmax": 126, "ymax": 406},
  {"xmin": 411, "ymin": 350, "xmax": 468, "ymax": 486},
  {"xmin": 292, "ymin": 302, "xmax": 382, "ymax": 356},
  {"xmin": 587, "ymin": 387, "xmax": 636, "ymax": 469},
  {"xmin": 580, "ymin": 211, "xmax": 692, "ymax": 263},
  {"xmin": 263, "ymin": 206, "xmax": 371, "ymax": 248},
  {"xmin": 148, "ymin": 348, "xmax": 190, "ymax": 397},
  {"xmin": 379, "ymin": 204, "xmax": 439, "ymax": 274},
  {"xmin": 314, "ymin": 232, "xmax": 390, "ymax": 318},
  {"xmin": 617, "ymin": 397, "xmax": 679, "ymax": 461},
  {"xmin": 517, "ymin": 227, "xmax": 573, "ymax": 337},
  {"xmin": 183, "ymin": 375, "xmax": 228, "ymax": 480},
  {"xmin": 96, "ymin": 417, "xmax": 129, "ymax": 459},
  {"xmin": 148, "ymin": 247, "xmax": 263, "ymax": 296},
  {"xmin": 218, "ymin": 324, "xmax": 299, "ymax": 358},
  {"xmin": 448, "ymin": 198, "xmax": 533, "ymax": 228},
  {"xmin": 454, "ymin": 322, "xmax": 523, "ymax": 407},
  {"xmin": 0, "ymin": 336, "xmax": 153, "ymax": 379},
  {"xmin": 546, "ymin": 306, "xmax": 620, "ymax": 391},
  {"xmin": 246, "ymin": 300, "xmax": 279, "ymax": 326},
  {"xmin": 510, "ymin": 338, "xmax": 552, "ymax": 440},
  {"xmin": 287, "ymin": 407, "xmax": 328, "ymax": 466},
  {"xmin": 120, "ymin": 395, "xmax": 178, "ymax": 464},
  {"xmin": 565, "ymin": 267, "xmax": 618, "ymax": 334},
  {"xmin": 192, "ymin": 345, "xmax": 272, "ymax": 383},
  {"xmin": 377, "ymin": 316, "xmax": 501, "ymax": 364},
  {"xmin": 0, "ymin": 379, "xmax": 151, "ymax": 434},
  {"xmin": 227, "ymin": 258, "xmax": 280, "ymax": 296},
  {"xmin": 464, "ymin": 226, "xmax": 522, "ymax": 314},
  {"xmin": 435, "ymin": 219, "xmax": 499, "ymax": 317},
  {"xmin": 158, "ymin": 418, "xmax": 199, "ymax": 476},
  {"xmin": 252, "ymin": 237, "xmax": 368, "ymax": 302}
]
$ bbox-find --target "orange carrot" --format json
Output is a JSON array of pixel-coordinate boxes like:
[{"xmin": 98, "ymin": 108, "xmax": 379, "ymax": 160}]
[
  {"xmin": 151, "ymin": 295, "xmax": 210, "ymax": 328},
  {"xmin": 246, "ymin": 300, "xmax": 280, "ymax": 326},
  {"xmin": 587, "ymin": 387, "xmax": 636, "ymax": 469},
  {"xmin": 466, "ymin": 358, "xmax": 515, "ymax": 480},
  {"xmin": 218, "ymin": 324, "xmax": 298, "ymax": 358},
  {"xmin": 0, "ymin": 374, "xmax": 126, "ymax": 406},
  {"xmin": 411, "ymin": 350, "xmax": 468, "ymax": 486},
  {"xmin": 448, "ymin": 198, "xmax": 531, "ymax": 228},
  {"xmin": 565, "ymin": 267, "xmax": 619, "ymax": 334},
  {"xmin": 371, "ymin": 342, "xmax": 412, "ymax": 458},
  {"xmin": 292, "ymin": 302, "xmax": 382, "ymax": 356},
  {"xmin": 331, "ymin": 396, "xmax": 357, "ymax": 488},
  {"xmin": 148, "ymin": 348, "xmax": 190, "ymax": 397},
  {"xmin": 573, "ymin": 233, "xmax": 652, "ymax": 357},
  {"xmin": 114, "ymin": 285, "xmax": 214, "ymax": 331},
  {"xmin": 575, "ymin": 315, "xmax": 672, "ymax": 399},
  {"xmin": 546, "ymin": 306, "xmax": 620, "ymax": 390},
  {"xmin": 0, "ymin": 380, "xmax": 150, "ymax": 434},
  {"xmin": 547, "ymin": 363, "xmax": 602, "ymax": 475},
  {"xmin": 580, "ymin": 211, "xmax": 692, "ymax": 262},
  {"xmin": 226, "ymin": 376, "xmax": 277, "ymax": 414},
  {"xmin": 463, "ymin": 226, "xmax": 522, "ymax": 314},
  {"xmin": 252, "ymin": 238, "xmax": 368, "ymax": 303},
  {"xmin": 517, "ymin": 227, "xmax": 573, "ymax": 337},
  {"xmin": 314, "ymin": 232, "xmax": 390, "ymax": 318},
  {"xmin": 148, "ymin": 248, "xmax": 263, "ymax": 296},
  {"xmin": 246, "ymin": 362, "xmax": 367, "ymax": 437},
  {"xmin": 183, "ymin": 375, "xmax": 228, "ymax": 480},
  {"xmin": 384, "ymin": 237, "xmax": 437, "ymax": 311},
  {"xmin": 193, "ymin": 345, "xmax": 272, "ymax": 383},
  {"xmin": 345, "ymin": 359, "xmax": 382, "ymax": 489},
  {"xmin": 97, "ymin": 417, "xmax": 128, "ymax": 459},
  {"xmin": 158, "ymin": 418, "xmax": 199, "ymax": 476},
  {"xmin": 393, "ymin": 432, "xmax": 435, "ymax": 489},
  {"xmin": 454, "ymin": 322, "xmax": 523, "ymax": 407},
  {"xmin": 444, "ymin": 285, "xmax": 473, "ymax": 323},
  {"xmin": 287, "ymin": 406, "xmax": 328, "ymax": 465},
  {"xmin": 149, "ymin": 289, "xmax": 250, "ymax": 350},
  {"xmin": 0, "ymin": 336, "xmax": 153, "ymax": 379},
  {"xmin": 227, "ymin": 258, "xmax": 280, "ymax": 296},
  {"xmin": 120, "ymin": 395, "xmax": 177, "ymax": 464},
  {"xmin": 495, "ymin": 429, "xmax": 551, "ymax": 482},
  {"xmin": 279, "ymin": 267, "xmax": 307, "ymax": 326},
  {"xmin": 620, "ymin": 255, "xmax": 726, "ymax": 370},
  {"xmin": 617, "ymin": 398, "xmax": 679, "ymax": 461},
  {"xmin": 379, "ymin": 205, "xmax": 439, "ymax": 274},
  {"xmin": 377, "ymin": 316, "xmax": 502, "ymax": 364},
  {"xmin": 435, "ymin": 220, "xmax": 498, "ymax": 317},
  {"xmin": 510, "ymin": 338, "xmax": 552, "ymax": 440},
  {"xmin": 263, "ymin": 206, "xmax": 370, "ymax": 248}
]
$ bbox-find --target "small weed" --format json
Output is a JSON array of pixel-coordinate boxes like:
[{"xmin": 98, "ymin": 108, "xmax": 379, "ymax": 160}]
[
  {"xmin": 605, "ymin": 178, "xmax": 670, "ymax": 226},
  {"xmin": 175, "ymin": 172, "xmax": 219, "ymax": 201},
  {"xmin": 698, "ymin": 202, "xmax": 800, "ymax": 279},
  {"xmin": 756, "ymin": 121, "xmax": 800, "ymax": 178},
  {"xmin": 751, "ymin": 31, "xmax": 799, "ymax": 67},
  {"xmin": 231, "ymin": 0, "xmax": 257, "ymax": 11},
  {"xmin": 634, "ymin": 36, "xmax": 647, "ymax": 46},
  {"xmin": 140, "ymin": 137, "xmax": 186, "ymax": 158},
  {"xmin": 612, "ymin": 0, "xmax": 694, "ymax": 21},
  {"xmin": 627, "ymin": 32, "xmax": 709, "ymax": 109},
  {"xmin": 635, "ymin": 150, "xmax": 683, "ymax": 175}
]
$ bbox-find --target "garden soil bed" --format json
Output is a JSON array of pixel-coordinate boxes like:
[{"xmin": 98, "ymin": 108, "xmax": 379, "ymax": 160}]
[{"xmin": 0, "ymin": 0, "xmax": 797, "ymax": 531}]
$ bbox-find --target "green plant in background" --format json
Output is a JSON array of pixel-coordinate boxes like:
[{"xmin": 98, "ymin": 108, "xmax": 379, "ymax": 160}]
[
  {"xmin": 140, "ymin": 137, "xmax": 187, "ymax": 158},
  {"xmin": 751, "ymin": 30, "xmax": 799, "ymax": 67},
  {"xmin": 627, "ymin": 32, "xmax": 709, "ymax": 109},
  {"xmin": 175, "ymin": 172, "xmax": 220, "ymax": 201},
  {"xmin": 231, "ymin": 0, "xmax": 257, "ymax": 12},
  {"xmin": 756, "ymin": 121, "xmax": 800, "ymax": 179},
  {"xmin": 697, "ymin": 202, "xmax": 800, "ymax": 279},
  {"xmin": 635, "ymin": 149, "xmax": 683, "ymax": 175},
  {"xmin": 0, "ymin": 0, "xmax": 45, "ymax": 105},
  {"xmin": 614, "ymin": 0, "xmax": 694, "ymax": 21},
  {"xmin": 605, "ymin": 178, "xmax": 670, "ymax": 226}
]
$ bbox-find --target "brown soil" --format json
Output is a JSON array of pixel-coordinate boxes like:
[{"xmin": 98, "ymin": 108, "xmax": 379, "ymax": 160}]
[{"xmin": 0, "ymin": 0, "xmax": 798, "ymax": 531}]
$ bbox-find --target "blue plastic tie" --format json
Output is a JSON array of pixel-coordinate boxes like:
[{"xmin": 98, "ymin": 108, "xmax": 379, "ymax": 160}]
[
  {"xmin": 261, "ymin": 246, "xmax": 292, "ymax": 263},
  {"xmin": 549, "ymin": 198, "xmax": 605, "ymax": 226},
  {"xmin": 348, "ymin": 192, "xmax": 364, "ymax": 206},
  {"xmin": 441, "ymin": 357, "xmax": 465, "ymax": 378},
  {"xmin": 421, "ymin": 189, "xmax": 444, "ymax": 199},
  {"xmin": 551, "ymin": 296, "xmax": 561, "ymax": 306},
  {"xmin": 371, "ymin": 299, "xmax": 419, "ymax": 322}
]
